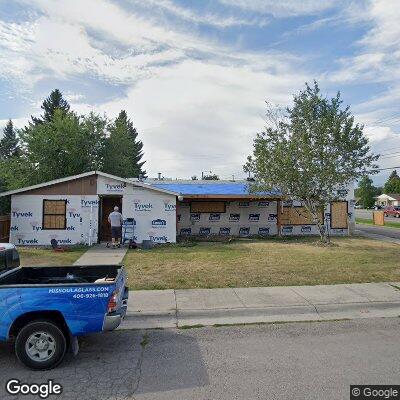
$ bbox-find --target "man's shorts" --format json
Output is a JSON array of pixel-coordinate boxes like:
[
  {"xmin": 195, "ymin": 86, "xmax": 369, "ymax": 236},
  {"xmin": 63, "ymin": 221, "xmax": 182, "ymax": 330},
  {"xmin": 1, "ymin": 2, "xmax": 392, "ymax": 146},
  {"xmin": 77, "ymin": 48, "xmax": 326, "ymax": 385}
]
[{"xmin": 111, "ymin": 226, "xmax": 122, "ymax": 239}]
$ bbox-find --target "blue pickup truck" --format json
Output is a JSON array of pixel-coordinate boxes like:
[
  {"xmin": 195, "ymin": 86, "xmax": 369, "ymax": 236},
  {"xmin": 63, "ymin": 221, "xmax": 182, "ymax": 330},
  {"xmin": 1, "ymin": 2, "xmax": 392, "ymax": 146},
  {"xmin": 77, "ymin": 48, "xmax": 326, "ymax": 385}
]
[{"xmin": 0, "ymin": 244, "xmax": 128, "ymax": 370}]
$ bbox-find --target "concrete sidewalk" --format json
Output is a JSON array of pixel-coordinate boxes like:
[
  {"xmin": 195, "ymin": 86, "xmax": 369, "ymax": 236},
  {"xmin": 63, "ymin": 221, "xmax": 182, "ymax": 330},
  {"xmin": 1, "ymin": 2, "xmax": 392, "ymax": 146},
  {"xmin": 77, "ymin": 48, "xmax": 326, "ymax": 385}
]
[
  {"xmin": 73, "ymin": 244, "xmax": 127, "ymax": 266},
  {"xmin": 120, "ymin": 282, "xmax": 400, "ymax": 329}
]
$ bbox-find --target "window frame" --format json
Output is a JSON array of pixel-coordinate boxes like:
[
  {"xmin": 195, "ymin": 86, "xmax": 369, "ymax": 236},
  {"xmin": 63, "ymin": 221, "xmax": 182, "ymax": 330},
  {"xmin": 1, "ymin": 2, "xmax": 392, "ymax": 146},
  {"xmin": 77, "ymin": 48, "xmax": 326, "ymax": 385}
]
[
  {"xmin": 190, "ymin": 201, "xmax": 226, "ymax": 214},
  {"xmin": 42, "ymin": 199, "xmax": 67, "ymax": 230},
  {"xmin": 280, "ymin": 205, "xmax": 324, "ymax": 226},
  {"xmin": 330, "ymin": 201, "xmax": 348, "ymax": 229}
]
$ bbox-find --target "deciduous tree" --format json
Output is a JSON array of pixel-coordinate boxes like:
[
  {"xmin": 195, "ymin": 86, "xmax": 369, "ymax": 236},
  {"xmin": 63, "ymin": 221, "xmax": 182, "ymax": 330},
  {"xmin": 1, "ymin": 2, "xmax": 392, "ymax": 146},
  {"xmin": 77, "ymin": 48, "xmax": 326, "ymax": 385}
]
[{"xmin": 245, "ymin": 81, "xmax": 378, "ymax": 242}]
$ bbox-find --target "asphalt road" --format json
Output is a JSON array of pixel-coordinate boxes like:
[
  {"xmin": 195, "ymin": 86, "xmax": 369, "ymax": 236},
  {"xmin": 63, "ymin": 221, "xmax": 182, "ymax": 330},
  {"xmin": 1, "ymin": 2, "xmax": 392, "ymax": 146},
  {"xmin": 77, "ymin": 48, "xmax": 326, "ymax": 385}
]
[
  {"xmin": 355, "ymin": 208, "xmax": 400, "ymax": 222},
  {"xmin": 1, "ymin": 318, "xmax": 400, "ymax": 400},
  {"xmin": 356, "ymin": 223, "xmax": 400, "ymax": 239}
]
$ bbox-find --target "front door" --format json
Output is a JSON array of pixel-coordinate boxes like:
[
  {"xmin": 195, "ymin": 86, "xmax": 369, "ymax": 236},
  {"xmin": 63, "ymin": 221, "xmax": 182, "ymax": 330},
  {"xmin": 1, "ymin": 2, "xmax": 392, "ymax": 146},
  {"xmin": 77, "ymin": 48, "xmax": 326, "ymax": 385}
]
[{"xmin": 99, "ymin": 196, "xmax": 122, "ymax": 242}]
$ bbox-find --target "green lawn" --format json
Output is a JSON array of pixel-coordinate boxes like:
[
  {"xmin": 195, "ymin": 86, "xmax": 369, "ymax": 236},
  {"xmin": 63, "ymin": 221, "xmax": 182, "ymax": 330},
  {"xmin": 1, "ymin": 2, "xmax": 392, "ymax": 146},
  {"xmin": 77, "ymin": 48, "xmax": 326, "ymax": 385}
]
[
  {"xmin": 356, "ymin": 217, "xmax": 400, "ymax": 229},
  {"xmin": 123, "ymin": 237, "xmax": 400, "ymax": 290},
  {"xmin": 18, "ymin": 246, "xmax": 87, "ymax": 266}
]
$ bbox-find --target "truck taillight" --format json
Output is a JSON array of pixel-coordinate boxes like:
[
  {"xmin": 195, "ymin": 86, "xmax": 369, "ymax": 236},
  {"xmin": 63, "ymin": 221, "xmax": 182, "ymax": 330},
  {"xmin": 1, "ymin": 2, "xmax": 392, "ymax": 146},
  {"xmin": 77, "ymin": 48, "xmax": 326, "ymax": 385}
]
[{"xmin": 107, "ymin": 290, "xmax": 119, "ymax": 313}]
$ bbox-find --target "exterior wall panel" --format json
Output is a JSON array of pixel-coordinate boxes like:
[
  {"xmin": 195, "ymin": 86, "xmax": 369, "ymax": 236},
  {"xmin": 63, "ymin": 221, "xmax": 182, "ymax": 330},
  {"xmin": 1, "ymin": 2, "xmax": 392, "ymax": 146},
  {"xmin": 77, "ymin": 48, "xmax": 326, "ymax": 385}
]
[
  {"xmin": 122, "ymin": 189, "xmax": 176, "ymax": 244},
  {"xmin": 9, "ymin": 194, "xmax": 99, "ymax": 246},
  {"xmin": 178, "ymin": 200, "xmax": 278, "ymax": 237}
]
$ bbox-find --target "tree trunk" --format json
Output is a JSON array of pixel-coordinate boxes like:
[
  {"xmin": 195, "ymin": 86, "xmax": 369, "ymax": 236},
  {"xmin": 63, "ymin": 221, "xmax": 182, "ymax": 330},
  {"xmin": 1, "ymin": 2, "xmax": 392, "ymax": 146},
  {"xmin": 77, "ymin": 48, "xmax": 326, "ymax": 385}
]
[{"xmin": 304, "ymin": 200, "xmax": 329, "ymax": 243}]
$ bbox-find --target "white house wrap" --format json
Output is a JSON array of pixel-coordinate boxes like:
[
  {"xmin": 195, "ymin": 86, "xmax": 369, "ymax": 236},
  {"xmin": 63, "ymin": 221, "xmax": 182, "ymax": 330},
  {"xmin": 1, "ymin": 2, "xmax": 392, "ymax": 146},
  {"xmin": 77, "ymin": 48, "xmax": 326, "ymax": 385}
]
[{"xmin": 0, "ymin": 172, "xmax": 355, "ymax": 246}]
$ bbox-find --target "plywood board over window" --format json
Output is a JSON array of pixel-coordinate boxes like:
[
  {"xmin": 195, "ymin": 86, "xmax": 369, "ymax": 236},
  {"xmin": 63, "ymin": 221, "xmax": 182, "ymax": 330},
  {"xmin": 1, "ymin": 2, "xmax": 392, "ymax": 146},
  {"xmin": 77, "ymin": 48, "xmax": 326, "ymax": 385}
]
[
  {"xmin": 280, "ymin": 206, "xmax": 323, "ymax": 225},
  {"xmin": 331, "ymin": 201, "xmax": 348, "ymax": 229},
  {"xmin": 42, "ymin": 199, "xmax": 67, "ymax": 230},
  {"xmin": 190, "ymin": 201, "xmax": 226, "ymax": 213}
]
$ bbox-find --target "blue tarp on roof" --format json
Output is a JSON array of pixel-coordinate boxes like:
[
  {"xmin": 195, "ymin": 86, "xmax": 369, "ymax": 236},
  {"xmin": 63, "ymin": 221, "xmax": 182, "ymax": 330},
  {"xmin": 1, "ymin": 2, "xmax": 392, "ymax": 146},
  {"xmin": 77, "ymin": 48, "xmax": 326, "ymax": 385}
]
[{"xmin": 150, "ymin": 182, "xmax": 280, "ymax": 196}]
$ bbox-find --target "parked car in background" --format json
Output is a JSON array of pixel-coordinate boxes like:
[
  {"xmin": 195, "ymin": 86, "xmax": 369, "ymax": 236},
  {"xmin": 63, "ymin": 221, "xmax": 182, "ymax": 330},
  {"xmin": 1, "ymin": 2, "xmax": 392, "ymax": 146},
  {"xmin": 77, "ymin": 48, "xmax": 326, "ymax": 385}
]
[
  {"xmin": 384, "ymin": 206, "xmax": 400, "ymax": 218},
  {"xmin": 374, "ymin": 205, "xmax": 382, "ymax": 210}
]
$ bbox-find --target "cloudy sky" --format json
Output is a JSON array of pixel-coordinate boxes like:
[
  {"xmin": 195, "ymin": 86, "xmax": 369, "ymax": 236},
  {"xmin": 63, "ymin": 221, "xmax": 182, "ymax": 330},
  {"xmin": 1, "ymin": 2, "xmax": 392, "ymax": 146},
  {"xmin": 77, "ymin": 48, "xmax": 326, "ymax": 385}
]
[{"xmin": 0, "ymin": 0, "xmax": 399, "ymax": 184}]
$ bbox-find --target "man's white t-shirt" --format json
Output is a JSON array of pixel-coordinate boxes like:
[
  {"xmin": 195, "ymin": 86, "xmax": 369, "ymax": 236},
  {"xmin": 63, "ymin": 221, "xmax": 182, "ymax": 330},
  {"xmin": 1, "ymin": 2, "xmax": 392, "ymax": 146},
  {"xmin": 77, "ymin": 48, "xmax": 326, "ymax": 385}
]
[{"xmin": 108, "ymin": 211, "xmax": 123, "ymax": 227}]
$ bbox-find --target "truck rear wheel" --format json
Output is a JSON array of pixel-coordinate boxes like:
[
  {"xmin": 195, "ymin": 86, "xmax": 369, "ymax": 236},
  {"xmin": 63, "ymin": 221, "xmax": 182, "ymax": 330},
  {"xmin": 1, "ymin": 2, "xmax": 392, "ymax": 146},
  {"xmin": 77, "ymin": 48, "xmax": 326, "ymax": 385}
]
[{"xmin": 15, "ymin": 320, "xmax": 67, "ymax": 370}]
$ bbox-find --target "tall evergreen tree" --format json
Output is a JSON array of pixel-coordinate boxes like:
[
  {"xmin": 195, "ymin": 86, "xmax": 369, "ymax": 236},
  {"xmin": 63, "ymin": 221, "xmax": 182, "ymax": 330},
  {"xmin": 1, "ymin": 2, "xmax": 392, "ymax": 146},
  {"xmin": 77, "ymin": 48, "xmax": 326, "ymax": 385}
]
[
  {"xmin": 0, "ymin": 119, "xmax": 20, "ymax": 158},
  {"xmin": 31, "ymin": 89, "xmax": 70, "ymax": 125},
  {"xmin": 20, "ymin": 109, "xmax": 107, "ymax": 184},
  {"xmin": 103, "ymin": 110, "xmax": 145, "ymax": 177},
  {"xmin": 357, "ymin": 176, "xmax": 376, "ymax": 208},
  {"xmin": 384, "ymin": 170, "xmax": 400, "ymax": 193}
]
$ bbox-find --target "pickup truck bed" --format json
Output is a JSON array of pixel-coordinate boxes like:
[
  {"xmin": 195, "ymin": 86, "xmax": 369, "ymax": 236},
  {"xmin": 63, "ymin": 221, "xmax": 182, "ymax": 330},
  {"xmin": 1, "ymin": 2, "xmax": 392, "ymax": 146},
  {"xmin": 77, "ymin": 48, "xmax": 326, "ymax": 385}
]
[
  {"xmin": 0, "ymin": 261, "xmax": 128, "ymax": 370},
  {"xmin": 0, "ymin": 265, "xmax": 120, "ymax": 285}
]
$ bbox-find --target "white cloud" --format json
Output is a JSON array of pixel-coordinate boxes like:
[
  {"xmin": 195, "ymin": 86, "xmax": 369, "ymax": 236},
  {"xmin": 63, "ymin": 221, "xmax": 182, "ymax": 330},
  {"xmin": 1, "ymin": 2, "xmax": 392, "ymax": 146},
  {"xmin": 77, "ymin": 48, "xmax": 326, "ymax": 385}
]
[
  {"xmin": 131, "ymin": 0, "xmax": 268, "ymax": 28},
  {"xmin": 94, "ymin": 59, "xmax": 306, "ymax": 178},
  {"xmin": 330, "ymin": 0, "xmax": 400, "ymax": 84},
  {"xmin": 217, "ymin": 0, "xmax": 337, "ymax": 17}
]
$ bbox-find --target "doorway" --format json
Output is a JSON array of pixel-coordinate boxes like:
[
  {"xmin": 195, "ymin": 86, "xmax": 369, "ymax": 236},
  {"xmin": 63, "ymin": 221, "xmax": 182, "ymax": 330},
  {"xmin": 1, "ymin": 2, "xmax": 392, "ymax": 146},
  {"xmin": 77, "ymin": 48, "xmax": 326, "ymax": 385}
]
[{"xmin": 99, "ymin": 196, "xmax": 122, "ymax": 242}]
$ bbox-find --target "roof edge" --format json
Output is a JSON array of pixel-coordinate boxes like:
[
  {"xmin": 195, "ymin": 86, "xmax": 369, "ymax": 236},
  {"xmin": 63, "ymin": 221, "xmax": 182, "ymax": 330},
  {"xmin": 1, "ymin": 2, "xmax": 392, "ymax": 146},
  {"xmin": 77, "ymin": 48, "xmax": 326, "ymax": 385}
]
[{"xmin": 0, "ymin": 171, "xmax": 178, "ymax": 198}]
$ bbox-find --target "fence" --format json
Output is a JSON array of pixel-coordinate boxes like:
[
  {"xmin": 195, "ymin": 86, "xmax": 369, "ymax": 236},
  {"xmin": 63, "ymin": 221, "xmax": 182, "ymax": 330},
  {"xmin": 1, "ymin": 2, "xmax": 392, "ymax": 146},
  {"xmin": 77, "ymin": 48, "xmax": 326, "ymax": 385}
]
[
  {"xmin": 373, "ymin": 211, "xmax": 385, "ymax": 226},
  {"xmin": 0, "ymin": 215, "xmax": 10, "ymax": 242}
]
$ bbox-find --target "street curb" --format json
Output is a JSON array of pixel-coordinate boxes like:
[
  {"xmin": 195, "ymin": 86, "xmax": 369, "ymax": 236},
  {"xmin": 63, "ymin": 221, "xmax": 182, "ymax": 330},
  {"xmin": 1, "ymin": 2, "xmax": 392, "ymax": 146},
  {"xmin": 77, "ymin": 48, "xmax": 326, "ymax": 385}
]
[{"xmin": 119, "ymin": 301, "xmax": 400, "ymax": 330}]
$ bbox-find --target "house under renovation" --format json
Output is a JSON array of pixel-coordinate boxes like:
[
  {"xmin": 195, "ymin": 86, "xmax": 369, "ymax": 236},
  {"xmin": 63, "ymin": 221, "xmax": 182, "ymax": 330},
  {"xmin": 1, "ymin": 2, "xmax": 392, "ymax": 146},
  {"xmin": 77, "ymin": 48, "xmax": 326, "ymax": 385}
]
[{"xmin": 0, "ymin": 172, "xmax": 355, "ymax": 246}]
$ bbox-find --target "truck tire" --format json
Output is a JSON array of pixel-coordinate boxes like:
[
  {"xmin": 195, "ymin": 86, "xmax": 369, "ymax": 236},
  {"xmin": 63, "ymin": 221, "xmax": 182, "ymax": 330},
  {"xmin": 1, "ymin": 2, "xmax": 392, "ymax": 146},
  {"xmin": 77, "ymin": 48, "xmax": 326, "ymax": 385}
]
[{"xmin": 15, "ymin": 320, "xmax": 67, "ymax": 370}]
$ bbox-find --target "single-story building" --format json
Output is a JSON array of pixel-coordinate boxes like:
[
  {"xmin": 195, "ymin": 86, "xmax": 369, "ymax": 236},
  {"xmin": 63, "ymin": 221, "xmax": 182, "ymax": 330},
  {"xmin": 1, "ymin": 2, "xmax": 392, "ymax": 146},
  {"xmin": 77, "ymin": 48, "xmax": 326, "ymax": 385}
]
[
  {"xmin": 376, "ymin": 193, "xmax": 400, "ymax": 207},
  {"xmin": 0, "ymin": 172, "xmax": 355, "ymax": 246}
]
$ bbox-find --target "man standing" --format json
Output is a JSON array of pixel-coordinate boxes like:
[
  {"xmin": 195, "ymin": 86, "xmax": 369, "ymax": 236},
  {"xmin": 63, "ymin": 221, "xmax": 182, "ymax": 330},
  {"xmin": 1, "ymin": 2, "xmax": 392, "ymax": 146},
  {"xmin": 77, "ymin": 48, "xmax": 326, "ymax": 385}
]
[{"xmin": 108, "ymin": 206, "xmax": 123, "ymax": 248}]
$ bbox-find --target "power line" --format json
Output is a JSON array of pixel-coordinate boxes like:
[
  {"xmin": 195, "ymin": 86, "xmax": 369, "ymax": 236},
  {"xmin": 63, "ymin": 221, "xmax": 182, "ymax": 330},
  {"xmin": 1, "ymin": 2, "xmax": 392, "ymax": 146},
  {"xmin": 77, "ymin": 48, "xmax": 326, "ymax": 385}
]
[
  {"xmin": 371, "ymin": 166, "xmax": 400, "ymax": 172},
  {"xmin": 373, "ymin": 114, "xmax": 400, "ymax": 124}
]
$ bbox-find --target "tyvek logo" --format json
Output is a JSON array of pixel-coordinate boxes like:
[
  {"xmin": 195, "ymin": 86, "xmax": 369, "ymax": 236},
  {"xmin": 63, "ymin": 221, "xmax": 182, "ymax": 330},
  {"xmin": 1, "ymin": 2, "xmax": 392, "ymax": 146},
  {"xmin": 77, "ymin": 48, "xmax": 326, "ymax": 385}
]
[
  {"xmin": 268, "ymin": 213, "xmax": 277, "ymax": 221},
  {"xmin": 134, "ymin": 200, "xmax": 153, "ymax": 212},
  {"xmin": 30, "ymin": 221, "xmax": 42, "ymax": 232},
  {"xmin": 81, "ymin": 199, "xmax": 99, "ymax": 208},
  {"xmin": 105, "ymin": 182, "xmax": 126, "ymax": 192},
  {"xmin": 282, "ymin": 226, "xmax": 293, "ymax": 234},
  {"xmin": 164, "ymin": 200, "xmax": 176, "ymax": 212},
  {"xmin": 249, "ymin": 214, "xmax": 260, "ymax": 221},
  {"xmin": 229, "ymin": 213, "xmax": 240, "ymax": 221},
  {"xmin": 258, "ymin": 227, "xmax": 270, "ymax": 236},
  {"xmin": 152, "ymin": 219, "xmax": 166, "ymax": 228},
  {"xmin": 199, "ymin": 227, "xmax": 211, "ymax": 235},
  {"xmin": 209, "ymin": 213, "xmax": 221, "ymax": 221},
  {"xmin": 58, "ymin": 238, "xmax": 72, "ymax": 244},
  {"xmin": 282, "ymin": 200, "xmax": 293, "ymax": 207},
  {"xmin": 239, "ymin": 227, "xmax": 250, "ymax": 236},
  {"xmin": 10, "ymin": 226, "xmax": 18, "ymax": 231},
  {"xmin": 337, "ymin": 189, "xmax": 348, "ymax": 197},
  {"xmin": 258, "ymin": 201, "xmax": 270, "ymax": 207},
  {"xmin": 49, "ymin": 234, "xmax": 73, "ymax": 244},
  {"xmin": 190, "ymin": 213, "xmax": 200, "ymax": 221},
  {"xmin": 239, "ymin": 202, "xmax": 249, "ymax": 207},
  {"xmin": 148, "ymin": 231, "xmax": 168, "ymax": 243},
  {"xmin": 68, "ymin": 208, "xmax": 81, "ymax": 219},
  {"xmin": 219, "ymin": 227, "xmax": 231, "ymax": 236},
  {"xmin": 301, "ymin": 226, "xmax": 312, "ymax": 233},
  {"xmin": 180, "ymin": 228, "xmax": 191, "ymax": 235},
  {"xmin": 12, "ymin": 209, "xmax": 33, "ymax": 218},
  {"xmin": 17, "ymin": 236, "xmax": 38, "ymax": 245}
]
